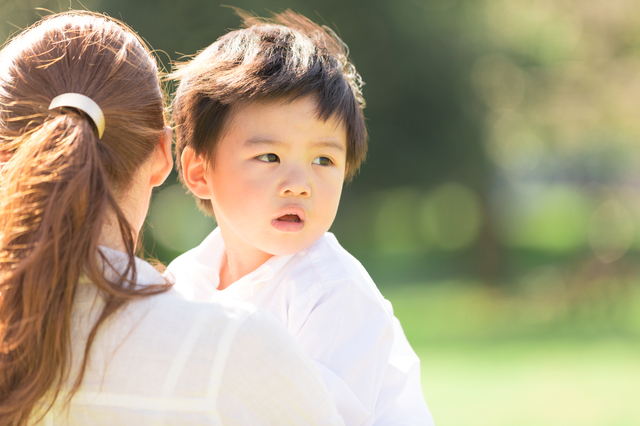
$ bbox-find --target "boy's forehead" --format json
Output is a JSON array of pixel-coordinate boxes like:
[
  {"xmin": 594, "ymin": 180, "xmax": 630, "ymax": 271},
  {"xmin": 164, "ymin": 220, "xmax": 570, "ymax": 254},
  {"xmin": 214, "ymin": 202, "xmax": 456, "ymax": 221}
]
[
  {"xmin": 225, "ymin": 95, "xmax": 348, "ymax": 141},
  {"xmin": 231, "ymin": 95, "xmax": 320, "ymax": 116}
]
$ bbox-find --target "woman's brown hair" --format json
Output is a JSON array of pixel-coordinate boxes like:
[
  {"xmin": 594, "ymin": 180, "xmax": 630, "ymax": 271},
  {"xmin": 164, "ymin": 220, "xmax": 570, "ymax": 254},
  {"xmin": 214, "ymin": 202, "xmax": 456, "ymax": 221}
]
[{"xmin": 0, "ymin": 12, "xmax": 169, "ymax": 425}]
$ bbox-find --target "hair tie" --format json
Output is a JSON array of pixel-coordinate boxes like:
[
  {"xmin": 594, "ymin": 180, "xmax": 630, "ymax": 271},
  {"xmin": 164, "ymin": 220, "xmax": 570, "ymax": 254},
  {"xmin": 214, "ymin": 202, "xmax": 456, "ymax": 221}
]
[{"xmin": 49, "ymin": 93, "xmax": 105, "ymax": 139}]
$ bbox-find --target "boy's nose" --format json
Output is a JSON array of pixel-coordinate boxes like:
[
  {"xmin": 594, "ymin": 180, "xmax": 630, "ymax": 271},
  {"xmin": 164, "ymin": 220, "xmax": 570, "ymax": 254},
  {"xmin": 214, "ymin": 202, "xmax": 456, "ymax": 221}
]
[{"xmin": 279, "ymin": 169, "xmax": 311, "ymax": 197}]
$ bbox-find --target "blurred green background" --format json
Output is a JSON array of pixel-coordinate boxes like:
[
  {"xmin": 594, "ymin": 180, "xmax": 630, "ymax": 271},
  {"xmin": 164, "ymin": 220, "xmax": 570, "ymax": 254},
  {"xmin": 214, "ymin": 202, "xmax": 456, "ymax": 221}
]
[{"xmin": 3, "ymin": 0, "xmax": 640, "ymax": 424}]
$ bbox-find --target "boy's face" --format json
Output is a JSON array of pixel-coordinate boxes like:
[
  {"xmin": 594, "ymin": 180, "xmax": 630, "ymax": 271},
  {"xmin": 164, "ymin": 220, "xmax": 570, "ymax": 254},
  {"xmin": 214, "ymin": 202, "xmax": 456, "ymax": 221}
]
[{"xmin": 203, "ymin": 95, "xmax": 347, "ymax": 257}]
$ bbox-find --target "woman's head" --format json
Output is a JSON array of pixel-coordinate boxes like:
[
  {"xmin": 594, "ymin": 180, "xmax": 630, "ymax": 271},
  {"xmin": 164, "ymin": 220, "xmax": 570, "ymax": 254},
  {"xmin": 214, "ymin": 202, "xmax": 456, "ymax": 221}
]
[
  {"xmin": 0, "ymin": 11, "xmax": 166, "ymax": 193},
  {"xmin": 0, "ymin": 12, "xmax": 171, "ymax": 425}
]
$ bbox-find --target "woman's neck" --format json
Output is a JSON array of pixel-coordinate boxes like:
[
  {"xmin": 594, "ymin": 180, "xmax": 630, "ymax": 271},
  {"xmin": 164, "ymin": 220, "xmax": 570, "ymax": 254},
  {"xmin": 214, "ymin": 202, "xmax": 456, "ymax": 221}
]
[
  {"xmin": 98, "ymin": 173, "xmax": 151, "ymax": 253},
  {"xmin": 98, "ymin": 211, "xmax": 137, "ymax": 253}
]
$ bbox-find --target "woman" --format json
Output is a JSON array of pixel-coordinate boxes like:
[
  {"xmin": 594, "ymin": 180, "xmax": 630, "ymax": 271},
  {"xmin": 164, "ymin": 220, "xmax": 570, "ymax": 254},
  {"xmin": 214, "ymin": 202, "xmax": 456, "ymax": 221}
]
[{"xmin": 0, "ymin": 12, "xmax": 343, "ymax": 425}]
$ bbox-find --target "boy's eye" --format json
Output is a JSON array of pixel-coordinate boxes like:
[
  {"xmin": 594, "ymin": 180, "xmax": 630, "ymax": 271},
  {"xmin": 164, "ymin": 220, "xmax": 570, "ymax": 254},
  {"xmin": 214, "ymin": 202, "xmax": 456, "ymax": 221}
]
[
  {"xmin": 257, "ymin": 153, "xmax": 279, "ymax": 163},
  {"xmin": 312, "ymin": 156, "xmax": 333, "ymax": 166}
]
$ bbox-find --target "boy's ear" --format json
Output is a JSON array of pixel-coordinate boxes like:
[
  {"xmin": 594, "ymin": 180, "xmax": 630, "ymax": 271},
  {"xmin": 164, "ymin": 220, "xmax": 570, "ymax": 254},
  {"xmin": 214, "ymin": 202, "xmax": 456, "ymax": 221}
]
[
  {"xmin": 149, "ymin": 126, "xmax": 173, "ymax": 187},
  {"xmin": 181, "ymin": 146, "xmax": 214, "ymax": 199}
]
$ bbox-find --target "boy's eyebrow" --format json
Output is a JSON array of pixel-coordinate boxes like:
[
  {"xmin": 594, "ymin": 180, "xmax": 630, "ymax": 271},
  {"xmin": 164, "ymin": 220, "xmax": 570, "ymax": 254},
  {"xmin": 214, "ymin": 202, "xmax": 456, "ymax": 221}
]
[
  {"xmin": 244, "ymin": 137, "xmax": 345, "ymax": 151},
  {"xmin": 310, "ymin": 140, "xmax": 345, "ymax": 152},
  {"xmin": 244, "ymin": 137, "xmax": 284, "ymax": 147}
]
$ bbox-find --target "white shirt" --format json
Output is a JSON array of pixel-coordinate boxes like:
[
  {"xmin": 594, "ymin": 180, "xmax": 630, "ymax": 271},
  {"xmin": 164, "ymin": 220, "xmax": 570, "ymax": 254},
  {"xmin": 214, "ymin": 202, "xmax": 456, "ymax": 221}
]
[
  {"xmin": 34, "ymin": 247, "xmax": 344, "ymax": 426},
  {"xmin": 168, "ymin": 229, "xmax": 434, "ymax": 426}
]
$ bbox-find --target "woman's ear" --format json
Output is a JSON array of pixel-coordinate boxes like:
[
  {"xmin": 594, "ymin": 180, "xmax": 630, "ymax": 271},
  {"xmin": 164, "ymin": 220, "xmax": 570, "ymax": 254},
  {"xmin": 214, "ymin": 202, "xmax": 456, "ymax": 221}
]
[
  {"xmin": 181, "ymin": 146, "xmax": 214, "ymax": 200},
  {"xmin": 149, "ymin": 126, "xmax": 173, "ymax": 187}
]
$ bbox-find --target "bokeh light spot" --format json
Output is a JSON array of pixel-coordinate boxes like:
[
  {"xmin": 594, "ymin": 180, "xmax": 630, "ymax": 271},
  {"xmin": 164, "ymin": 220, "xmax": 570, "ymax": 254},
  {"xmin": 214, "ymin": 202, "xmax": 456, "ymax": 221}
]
[
  {"xmin": 373, "ymin": 187, "xmax": 423, "ymax": 254},
  {"xmin": 499, "ymin": 185, "xmax": 591, "ymax": 253},
  {"xmin": 486, "ymin": 112, "xmax": 546, "ymax": 174},
  {"xmin": 148, "ymin": 184, "xmax": 216, "ymax": 254},
  {"xmin": 472, "ymin": 54, "xmax": 526, "ymax": 112},
  {"xmin": 589, "ymin": 199, "xmax": 634, "ymax": 263},
  {"xmin": 419, "ymin": 183, "xmax": 482, "ymax": 251}
]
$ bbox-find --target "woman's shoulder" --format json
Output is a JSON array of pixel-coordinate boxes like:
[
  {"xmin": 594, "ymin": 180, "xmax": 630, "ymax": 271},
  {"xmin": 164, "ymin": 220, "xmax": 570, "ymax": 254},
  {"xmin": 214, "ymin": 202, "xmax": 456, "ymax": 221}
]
[
  {"xmin": 71, "ymin": 286, "xmax": 264, "ymax": 396},
  {"xmin": 67, "ymin": 274, "xmax": 343, "ymax": 423},
  {"xmin": 124, "ymin": 288, "xmax": 261, "ymax": 345},
  {"xmin": 97, "ymin": 248, "xmax": 260, "ymax": 337}
]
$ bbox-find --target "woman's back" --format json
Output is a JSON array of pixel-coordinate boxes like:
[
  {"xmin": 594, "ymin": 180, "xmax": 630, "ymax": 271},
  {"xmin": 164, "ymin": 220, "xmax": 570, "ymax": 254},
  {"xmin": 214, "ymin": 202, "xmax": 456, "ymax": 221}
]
[{"xmin": 39, "ymin": 249, "xmax": 342, "ymax": 425}]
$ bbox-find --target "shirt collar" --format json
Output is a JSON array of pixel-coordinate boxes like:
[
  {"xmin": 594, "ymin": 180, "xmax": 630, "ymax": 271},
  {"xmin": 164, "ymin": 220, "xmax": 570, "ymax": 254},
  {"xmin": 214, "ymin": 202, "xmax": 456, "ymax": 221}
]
[{"xmin": 202, "ymin": 227, "xmax": 297, "ymax": 294}]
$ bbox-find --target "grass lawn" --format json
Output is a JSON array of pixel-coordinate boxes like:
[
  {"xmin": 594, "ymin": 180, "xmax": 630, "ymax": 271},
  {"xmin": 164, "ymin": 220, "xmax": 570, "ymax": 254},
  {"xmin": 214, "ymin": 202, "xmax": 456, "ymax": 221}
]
[{"xmin": 382, "ymin": 282, "xmax": 640, "ymax": 426}]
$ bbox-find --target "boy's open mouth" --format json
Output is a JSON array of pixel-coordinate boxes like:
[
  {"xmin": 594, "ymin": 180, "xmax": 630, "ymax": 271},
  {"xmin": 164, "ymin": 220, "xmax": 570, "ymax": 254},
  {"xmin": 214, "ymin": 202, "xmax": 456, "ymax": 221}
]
[{"xmin": 277, "ymin": 214, "xmax": 301, "ymax": 223}]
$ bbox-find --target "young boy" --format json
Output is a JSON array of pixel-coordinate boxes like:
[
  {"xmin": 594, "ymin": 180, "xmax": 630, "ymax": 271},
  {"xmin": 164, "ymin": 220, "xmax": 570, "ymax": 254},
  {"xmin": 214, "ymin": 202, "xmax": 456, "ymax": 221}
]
[{"xmin": 167, "ymin": 10, "xmax": 433, "ymax": 425}]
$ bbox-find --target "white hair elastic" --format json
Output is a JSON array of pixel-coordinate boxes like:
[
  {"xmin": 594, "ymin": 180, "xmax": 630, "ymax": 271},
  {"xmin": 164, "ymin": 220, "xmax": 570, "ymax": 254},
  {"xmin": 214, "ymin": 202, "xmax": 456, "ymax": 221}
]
[{"xmin": 49, "ymin": 93, "xmax": 105, "ymax": 139}]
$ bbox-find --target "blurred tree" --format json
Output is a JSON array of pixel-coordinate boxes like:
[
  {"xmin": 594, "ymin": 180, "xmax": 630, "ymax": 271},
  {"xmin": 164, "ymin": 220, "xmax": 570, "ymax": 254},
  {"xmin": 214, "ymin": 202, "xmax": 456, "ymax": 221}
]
[
  {"xmin": 8, "ymin": 0, "xmax": 640, "ymax": 287},
  {"xmin": 88, "ymin": 0, "xmax": 492, "ymax": 274}
]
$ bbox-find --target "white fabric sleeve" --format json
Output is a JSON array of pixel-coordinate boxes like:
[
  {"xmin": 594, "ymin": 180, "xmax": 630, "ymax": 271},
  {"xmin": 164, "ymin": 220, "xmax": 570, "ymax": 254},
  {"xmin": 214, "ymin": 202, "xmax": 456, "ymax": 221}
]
[
  {"xmin": 290, "ymin": 281, "xmax": 432, "ymax": 426},
  {"xmin": 165, "ymin": 257, "xmax": 217, "ymax": 302},
  {"xmin": 374, "ymin": 316, "xmax": 434, "ymax": 425},
  {"xmin": 217, "ymin": 309, "xmax": 345, "ymax": 426},
  {"xmin": 290, "ymin": 280, "xmax": 394, "ymax": 426}
]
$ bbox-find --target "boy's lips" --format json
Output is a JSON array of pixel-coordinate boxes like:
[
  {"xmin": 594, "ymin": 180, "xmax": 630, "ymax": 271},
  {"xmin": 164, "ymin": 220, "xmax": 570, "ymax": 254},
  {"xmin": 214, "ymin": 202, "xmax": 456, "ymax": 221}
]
[
  {"xmin": 278, "ymin": 214, "xmax": 301, "ymax": 222},
  {"xmin": 272, "ymin": 206, "xmax": 306, "ymax": 232}
]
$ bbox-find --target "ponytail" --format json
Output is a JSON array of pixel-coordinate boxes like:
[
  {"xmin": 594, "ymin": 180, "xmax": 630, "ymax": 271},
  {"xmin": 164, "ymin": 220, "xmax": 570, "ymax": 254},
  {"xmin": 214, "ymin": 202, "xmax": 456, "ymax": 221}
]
[
  {"xmin": 0, "ymin": 12, "xmax": 170, "ymax": 425},
  {"xmin": 0, "ymin": 114, "xmax": 122, "ymax": 423}
]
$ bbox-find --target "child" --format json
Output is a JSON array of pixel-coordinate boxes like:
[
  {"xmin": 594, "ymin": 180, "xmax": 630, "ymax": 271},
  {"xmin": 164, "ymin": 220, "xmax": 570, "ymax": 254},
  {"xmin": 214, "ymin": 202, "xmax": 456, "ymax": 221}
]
[{"xmin": 167, "ymin": 10, "xmax": 434, "ymax": 426}]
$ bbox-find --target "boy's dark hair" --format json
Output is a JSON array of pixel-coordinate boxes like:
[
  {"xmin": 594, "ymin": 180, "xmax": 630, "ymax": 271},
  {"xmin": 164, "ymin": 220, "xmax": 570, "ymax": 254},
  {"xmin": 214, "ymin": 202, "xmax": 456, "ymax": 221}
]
[{"xmin": 171, "ymin": 9, "xmax": 367, "ymax": 215}]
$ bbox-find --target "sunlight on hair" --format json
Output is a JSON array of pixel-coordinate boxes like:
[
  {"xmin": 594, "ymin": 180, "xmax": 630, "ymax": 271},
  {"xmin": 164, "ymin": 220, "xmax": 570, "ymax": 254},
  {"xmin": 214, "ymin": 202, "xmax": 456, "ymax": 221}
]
[{"xmin": 148, "ymin": 184, "xmax": 216, "ymax": 253}]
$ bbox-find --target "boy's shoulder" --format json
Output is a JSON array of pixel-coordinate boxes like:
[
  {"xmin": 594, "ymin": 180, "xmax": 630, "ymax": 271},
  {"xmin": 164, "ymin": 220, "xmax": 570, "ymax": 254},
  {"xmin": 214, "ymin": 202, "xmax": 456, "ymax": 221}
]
[
  {"xmin": 166, "ymin": 228, "xmax": 223, "ymax": 299},
  {"xmin": 170, "ymin": 228, "xmax": 222, "ymax": 269},
  {"xmin": 302, "ymin": 232, "xmax": 371, "ymax": 284},
  {"xmin": 168, "ymin": 229, "xmax": 368, "ymax": 287},
  {"xmin": 289, "ymin": 232, "xmax": 387, "ymax": 303},
  {"xmin": 284, "ymin": 233, "xmax": 395, "ymax": 333}
]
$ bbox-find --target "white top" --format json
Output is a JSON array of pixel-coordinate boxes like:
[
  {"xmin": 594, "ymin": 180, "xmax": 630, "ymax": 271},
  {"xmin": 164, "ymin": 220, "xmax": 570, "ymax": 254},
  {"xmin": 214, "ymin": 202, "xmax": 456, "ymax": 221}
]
[
  {"xmin": 168, "ymin": 229, "xmax": 434, "ymax": 426},
  {"xmin": 33, "ymin": 247, "xmax": 344, "ymax": 426}
]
